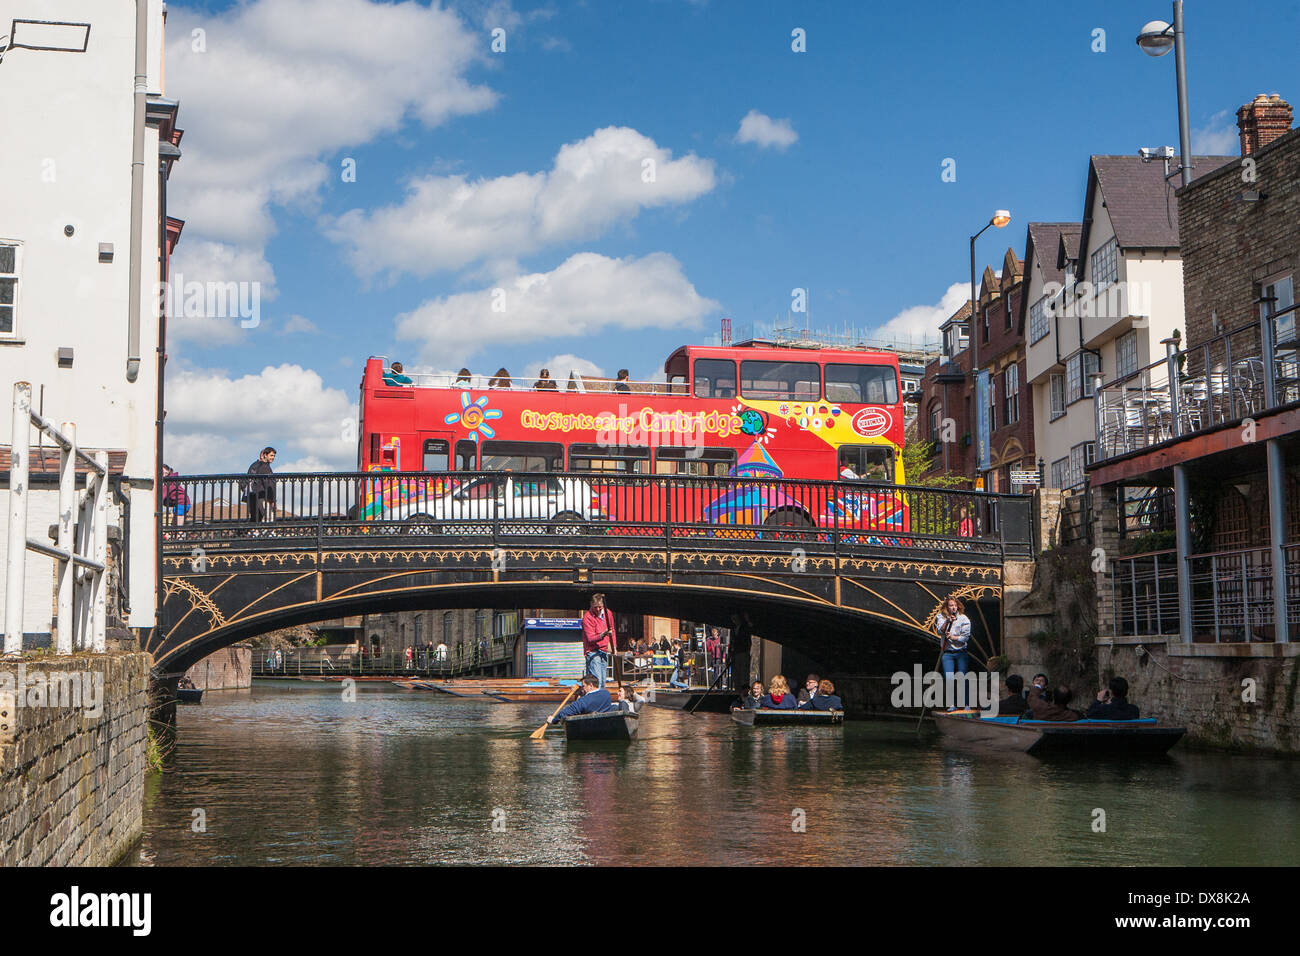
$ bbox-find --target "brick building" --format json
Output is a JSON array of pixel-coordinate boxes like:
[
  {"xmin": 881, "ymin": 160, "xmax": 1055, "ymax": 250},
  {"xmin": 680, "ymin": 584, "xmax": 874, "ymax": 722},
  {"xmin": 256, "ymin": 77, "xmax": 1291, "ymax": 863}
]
[
  {"xmin": 973, "ymin": 249, "xmax": 1033, "ymax": 491},
  {"xmin": 917, "ymin": 302, "xmax": 975, "ymax": 484}
]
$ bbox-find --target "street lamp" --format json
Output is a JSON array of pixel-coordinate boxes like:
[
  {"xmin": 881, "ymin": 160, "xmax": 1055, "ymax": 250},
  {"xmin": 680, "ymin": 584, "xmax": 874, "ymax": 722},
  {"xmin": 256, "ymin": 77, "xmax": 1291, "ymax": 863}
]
[
  {"xmin": 1136, "ymin": 1, "xmax": 1193, "ymax": 187},
  {"xmin": 969, "ymin": 209, "xmax": 1009, "ymax": 489}
]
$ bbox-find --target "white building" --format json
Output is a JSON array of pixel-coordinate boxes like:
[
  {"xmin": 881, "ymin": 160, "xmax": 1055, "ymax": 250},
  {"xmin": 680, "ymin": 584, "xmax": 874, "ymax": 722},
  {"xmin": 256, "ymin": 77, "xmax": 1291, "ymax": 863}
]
[
  {"xmin": 1024, "ymin": 155, "xmax": 1232, "ymax": 492},
  {"xmin": 0, "ymin": 0, "xmax": 181, "ymax": 640}
]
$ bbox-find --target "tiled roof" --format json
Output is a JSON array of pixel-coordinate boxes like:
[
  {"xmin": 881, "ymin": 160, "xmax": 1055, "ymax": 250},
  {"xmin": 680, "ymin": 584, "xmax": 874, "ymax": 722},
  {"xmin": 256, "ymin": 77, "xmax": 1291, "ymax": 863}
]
[
  {"xmin": 1024, "ymin": 222, "xmax": 1081, "ymax": 288},
  {"xmin": 1078, "ymin": 154, "xmax": 1235, "ymax": 258},
  {"xmin": 0, "ymin": 447, "xmax": 128, "ymax": 477}
]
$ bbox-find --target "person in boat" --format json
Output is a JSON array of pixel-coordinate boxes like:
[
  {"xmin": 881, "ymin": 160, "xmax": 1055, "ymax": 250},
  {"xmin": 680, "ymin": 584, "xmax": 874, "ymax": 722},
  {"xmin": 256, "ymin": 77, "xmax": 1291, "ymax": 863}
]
[
  {"xmin": 177, "ymin": 676, "xmax": 196, "ymax": 690},
  {"xmin": 549, "ymin": 675, "xmax": 614, "ymax": 723},
  {"xmin": 761, "ymin": 675, "xmax": 798, "ymax": 710},
  {"xmin": 1026, "ymin": 673, "xmax": 1049, "ymax": 709},
  {"xmin": 383, "ymin": 361, "xmax": 413, "ymax": 386},
  {"xmin": 739, "ymin": 680, "xmax": 765, "ymax": 709},
  {"xmin": 998, "ymin": 674, "xmax": 1028, "ymax": 716},
  {"xmin": 935, "ymin": 597, "xmax": 972, "ymax": 708},
  {"xmin": 668, "ymin": 640, "xmax": 690, "ymax": 689},
  {"xmin": 581, "ymin": 592, "xmax": 616, "ymax": 689},
  {"xmin": 616, "ymin": 685, "xmax": 647, "ymax": 714},
  {"xmin": 1085, "ymin": 676, "xmax": 1141, "ymax": 720},
  {"xmin": 799, "ymin": 679, "xmax": 843, "ymax": 711},
  {"xmin": 797, "ymin": 673, "xmax": 821, "ymax": 704},
  {"xmin": 1029, "ymin": 685, "xmax": 1081, "ymax": 722}
]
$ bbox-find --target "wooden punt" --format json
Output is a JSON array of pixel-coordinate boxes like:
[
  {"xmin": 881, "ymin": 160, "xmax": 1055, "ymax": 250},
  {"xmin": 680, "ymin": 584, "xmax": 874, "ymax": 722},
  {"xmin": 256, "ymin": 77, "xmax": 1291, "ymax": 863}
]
[
  {"xmin": 391, "ymin": 678, "xmax": 582, "ymax": 702},
  {"xmin": 176, "ymin": 687, "xmax": 204, "ymax": 704},
  {"xmin": 932, "ymin": 712, "xmax": 1185, "ymax": 755},
  {"xmin": 647, "ymin": 689, "xmax": 736, "ymax": 713},
  {"xmin": 731, "ymin": 707, "xmax": 844, "ymax": 727},
  {"xmin": 563, "ymin": 709, "xmax": 639, "ymax": 741}
]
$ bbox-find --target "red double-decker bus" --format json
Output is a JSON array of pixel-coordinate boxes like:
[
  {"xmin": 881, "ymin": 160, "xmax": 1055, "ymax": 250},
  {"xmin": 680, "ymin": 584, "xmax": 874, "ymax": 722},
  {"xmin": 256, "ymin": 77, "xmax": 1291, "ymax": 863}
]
[{"xmin": 356, "ymin": 343, "xmax": 910, "ymax": 532}]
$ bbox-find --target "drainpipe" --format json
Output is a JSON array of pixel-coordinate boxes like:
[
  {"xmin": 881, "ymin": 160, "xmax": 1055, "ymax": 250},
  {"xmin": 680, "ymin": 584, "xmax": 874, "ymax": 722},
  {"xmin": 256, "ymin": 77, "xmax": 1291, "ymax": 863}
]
[{"xmin": 126, "ymin": 0, "xmax": 148, "ymax": 382}]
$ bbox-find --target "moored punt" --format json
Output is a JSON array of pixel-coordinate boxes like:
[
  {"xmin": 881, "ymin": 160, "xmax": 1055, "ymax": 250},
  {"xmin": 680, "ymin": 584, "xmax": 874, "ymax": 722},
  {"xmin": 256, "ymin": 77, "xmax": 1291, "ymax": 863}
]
[
  {"xmin": 731, "ymin": 707, "xmax": 844, "ymax": 727},
  {"xmin": 932, "ymin": 712, "xmax": 1185, "ymax": 756},
  {"xmin": 563, "ymin": 709, "xmax": 638, "ymax": 741},
  {"xmin": 391, "ymin": 677, "xmax": 581, "ymax": 702},
  {"xmin": 647, "ymin": 689, "xmax": 736, "ymax": 713},
  {"xmin": 176, "ymin": 687, "xmax": 203, "ymax": 704}
]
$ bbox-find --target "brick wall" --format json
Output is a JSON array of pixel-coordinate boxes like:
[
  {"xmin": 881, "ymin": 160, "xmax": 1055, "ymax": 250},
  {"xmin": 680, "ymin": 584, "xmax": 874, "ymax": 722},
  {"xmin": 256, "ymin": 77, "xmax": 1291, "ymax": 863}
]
[
  {"xmin": 184, "ymin": 645, "xmax": 251, "ymax": 690},
  {"xmin": 1179, "ymin": 126, "xmax": 1300, "ymax": 347},
  {"xmin": 0, "ymin": 652, "xmax": 150, "ymax": 866}
]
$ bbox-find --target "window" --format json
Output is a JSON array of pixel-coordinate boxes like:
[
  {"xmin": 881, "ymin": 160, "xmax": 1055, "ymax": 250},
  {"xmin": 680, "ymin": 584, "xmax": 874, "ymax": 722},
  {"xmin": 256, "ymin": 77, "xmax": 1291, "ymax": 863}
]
[
  {"xmin": 654, "ymin": 447, "xmax": 736, "ymax": 476},
  {"xmin": 1116, "ymin": 329, "xmax": 1139, "ymax": 379},
  {"xmin": 986, "ymin": 373, "xmax": 997, "ymax": 431},
  {"xmin": 414, "ymin": 615, "xmax": 423, "ymax": 645},
  {"xmin": 982, "ymin": 308, "xmax": 990, "ymax": 343},
  {"xmin": 1263, "ymin": 274, "xmax": 1296, "ymax": 346},
  {"xmin": 453, "ymin": 478, "xmax": 502, "ymax": 501},
  {"xmin": 454, "ymin": 440, "xmax": 477, "ymax": 470},
  {"xmin": 739, "ymin": 360, "xmax": 819, "ymax": 401},
  {"xmin": 1068, "ymin": 441, "xmax": 1095, "ymax": 489},
  {"xmin": 1051, "ymin": 457, "xmax": 1069, "ymax": 490},
  {"xmin": 693, "ymin": 358, "xmax": 737, "ymax": 399},
  {"xmin": 0, "ymin": 242, "xmax": 20, "ymax": 336},
  {"xmin": 1003, "ymin": 363, "xmax": 1019, "ymax": 424},
  {"xmin": 422, "ymin": 439, "xmax": 449, "ymax": 472},
  {"xmin": 928, "ymin": 403, "xmax": 941, "ymax": 441},
  {"xmin": 479, "ymin": 440, "xmax": 563, "ymax": 472},
  {"xmin": 824, "ymin": 363, "xmax": 898, "ymax": 404},
  {"xmin": 943, "ymin": 325, "xmax": 968, "ymax": 358},
  {"xmin": 442, "ymin": 611, "xmax": 453, "ymax": 646},
  {"xmin": 1090, "ymin": 237, "xmax": 1118, "ymax": 287},
  {"xmin": 838, "ymin": 445, "xmax": 894, "ymax": 482},
  {"xmin": 1005, "ymin": 295, "xmax": 1014, "ymax": 330},
  {"xmin": 1049, "ymin": 373, "xmax": 1066, "ymax": 420},
  {"xmin": 1066, "ymin": 352, "xmax": 1100, "ymax": 404},
  {"xmin": 1029, "ymin": 296, "xmax": 1050, "ymax": 344},
  {"xmin": 569, "ymin": 444, "xmax": 649, "ymax": 473}
]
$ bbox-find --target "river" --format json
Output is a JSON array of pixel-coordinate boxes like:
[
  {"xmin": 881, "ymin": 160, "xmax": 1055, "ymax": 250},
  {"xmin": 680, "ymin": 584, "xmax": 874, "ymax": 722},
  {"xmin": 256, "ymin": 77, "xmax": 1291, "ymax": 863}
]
[{"xmin": 129, "ymin": 681, "xmax": 1300, "ymax": 866}]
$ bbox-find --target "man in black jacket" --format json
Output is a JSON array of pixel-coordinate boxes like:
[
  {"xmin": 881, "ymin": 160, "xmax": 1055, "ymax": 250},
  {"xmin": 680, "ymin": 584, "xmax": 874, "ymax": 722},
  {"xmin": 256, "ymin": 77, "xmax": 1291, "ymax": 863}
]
[
  {"xmin": 1085, "ymin": 676, "xmax": 1141, "ymax": 720},
  {"xmin": 998, "ymin": 674, "xmax": 1028, "ymax": 715},
  {"xmin": 244, "ymin": 446, "xmax": 277, "ymax": 522}
]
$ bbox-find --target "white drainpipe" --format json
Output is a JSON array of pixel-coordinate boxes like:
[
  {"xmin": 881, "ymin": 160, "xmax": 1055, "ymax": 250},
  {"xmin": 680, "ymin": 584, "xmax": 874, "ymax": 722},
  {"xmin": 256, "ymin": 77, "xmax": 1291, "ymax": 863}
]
[{"xmin": 126, "ymin": 0, "xmax": 148, "ymax": 382}]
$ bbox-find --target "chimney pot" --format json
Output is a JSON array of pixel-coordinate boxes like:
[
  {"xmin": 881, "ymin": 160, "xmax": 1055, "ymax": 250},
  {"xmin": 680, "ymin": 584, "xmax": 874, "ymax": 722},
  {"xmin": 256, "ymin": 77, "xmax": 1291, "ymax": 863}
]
[{"xmin": 1238, "ymin": 94, "xmax": 1294, "ymax": 156}]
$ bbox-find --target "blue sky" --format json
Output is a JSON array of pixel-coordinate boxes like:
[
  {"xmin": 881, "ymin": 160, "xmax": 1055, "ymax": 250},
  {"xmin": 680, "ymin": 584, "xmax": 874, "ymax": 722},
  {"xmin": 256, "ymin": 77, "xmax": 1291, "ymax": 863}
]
[{"xmin": 161, "ymin": 0, "xmax": 1300, "ymax": 472}]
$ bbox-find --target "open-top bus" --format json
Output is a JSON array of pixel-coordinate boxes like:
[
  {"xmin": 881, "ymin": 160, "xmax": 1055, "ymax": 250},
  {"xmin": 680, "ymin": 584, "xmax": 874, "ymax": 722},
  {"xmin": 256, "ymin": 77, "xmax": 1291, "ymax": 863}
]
[{"xmin": 357, "ymin": 343, "xmax": 911, "ymax": 536}]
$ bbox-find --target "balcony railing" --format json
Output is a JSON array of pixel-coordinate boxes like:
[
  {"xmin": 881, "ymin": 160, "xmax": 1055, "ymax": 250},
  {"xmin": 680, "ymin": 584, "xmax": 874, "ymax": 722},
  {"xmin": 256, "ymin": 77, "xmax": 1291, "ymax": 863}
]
[
  {"xmin": 1094, "ymin": 301, "xmax": 1300, "ymax": 462},
  {"xmin": 1113, "ymin": 544, "xmax": 1300, "ymax": 641}
]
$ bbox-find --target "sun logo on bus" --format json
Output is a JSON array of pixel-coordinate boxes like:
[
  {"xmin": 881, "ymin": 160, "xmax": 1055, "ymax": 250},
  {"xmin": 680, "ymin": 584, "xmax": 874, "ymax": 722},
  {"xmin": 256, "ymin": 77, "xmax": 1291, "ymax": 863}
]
[{"xmin": 444, "ymin": 392, "xmax": 502, "ymax": 442}]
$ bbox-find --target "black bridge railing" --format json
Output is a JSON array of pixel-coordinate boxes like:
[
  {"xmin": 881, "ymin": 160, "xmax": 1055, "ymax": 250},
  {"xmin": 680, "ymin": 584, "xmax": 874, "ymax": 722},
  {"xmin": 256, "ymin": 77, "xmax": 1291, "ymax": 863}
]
[{"xmin": 160, "ymin": 471, "xmax": 1033, "ymax": 559}]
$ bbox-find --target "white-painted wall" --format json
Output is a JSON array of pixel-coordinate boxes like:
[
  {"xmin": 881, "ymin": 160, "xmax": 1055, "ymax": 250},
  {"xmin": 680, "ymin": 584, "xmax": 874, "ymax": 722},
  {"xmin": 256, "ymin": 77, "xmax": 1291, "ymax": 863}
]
[{"xmin": 0, "ymin": 0, "xmax": 167, "ymax": 632}]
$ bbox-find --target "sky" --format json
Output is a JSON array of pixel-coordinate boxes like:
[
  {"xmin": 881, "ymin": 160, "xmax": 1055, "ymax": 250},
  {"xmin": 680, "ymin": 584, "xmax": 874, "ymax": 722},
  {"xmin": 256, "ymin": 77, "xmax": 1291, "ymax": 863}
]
[{"xmin": 161, "ymin": 0, "xmax": 1300, "ymax": 473}]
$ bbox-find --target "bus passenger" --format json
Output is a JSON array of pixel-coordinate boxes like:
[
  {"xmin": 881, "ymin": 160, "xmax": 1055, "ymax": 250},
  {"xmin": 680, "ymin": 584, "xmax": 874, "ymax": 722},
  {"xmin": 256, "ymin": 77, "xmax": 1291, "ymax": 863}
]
[
  {"xmin": 839, "ymin": 452, "xmax": 859, "ymax": 480},
  {"xmin": 488, "ymin": 367, "xmax": 512, "ymax": 389},
  {"xmin": 454, "ymin": 368, "xmax": 472, "ymax": 388},
  {"xmin": 533, "ymin": 368, "xmax": 557, "ymax": 390},
  {"xmin": 614, "ymin": 369, "xmax": 631, "ymax": 393},
  {"xmin": 761, "ymin": 675, "xmax": 797, "ymax": 709},
  {"xmin": 383, "ymin": 361, "xmax": 413, "ymax": 386}
]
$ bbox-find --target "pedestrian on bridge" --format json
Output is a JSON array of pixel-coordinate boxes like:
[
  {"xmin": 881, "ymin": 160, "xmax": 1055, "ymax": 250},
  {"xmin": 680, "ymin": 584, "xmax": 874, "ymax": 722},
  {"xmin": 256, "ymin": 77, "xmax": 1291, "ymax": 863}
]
[
  {"xmin": 243, "ymin": 447, "xmax": 277, "ymax": 523},
  {"xmin": 581, "ymin": 593, "xmax": 616, "ymax": 688}
]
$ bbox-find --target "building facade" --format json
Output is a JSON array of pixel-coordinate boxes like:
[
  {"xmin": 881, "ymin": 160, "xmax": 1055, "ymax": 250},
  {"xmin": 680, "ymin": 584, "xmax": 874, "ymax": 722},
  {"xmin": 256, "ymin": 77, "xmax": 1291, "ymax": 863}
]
[
  {"xmin": 973, "ymin": 249, "xmax": 1033, "ymax": 492},
  {"xmin": 0, "ymin": 1, "xmax": 180, "ymax": 639}
]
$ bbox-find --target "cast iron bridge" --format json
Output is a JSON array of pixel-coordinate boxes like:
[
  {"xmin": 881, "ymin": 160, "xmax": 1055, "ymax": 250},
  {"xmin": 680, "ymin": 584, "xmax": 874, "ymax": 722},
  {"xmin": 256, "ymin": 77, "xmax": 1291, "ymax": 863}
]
[{"xmin": 151, "ymin": 472, "xmax": 1033, "ymax": 674}]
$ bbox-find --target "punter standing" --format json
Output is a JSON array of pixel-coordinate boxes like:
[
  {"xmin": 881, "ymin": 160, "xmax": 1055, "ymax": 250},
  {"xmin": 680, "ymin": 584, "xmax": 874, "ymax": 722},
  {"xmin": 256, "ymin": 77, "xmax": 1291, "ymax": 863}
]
[{"xmin": 582, "ymin": 593, "xmax": 616, "ymax": 688}]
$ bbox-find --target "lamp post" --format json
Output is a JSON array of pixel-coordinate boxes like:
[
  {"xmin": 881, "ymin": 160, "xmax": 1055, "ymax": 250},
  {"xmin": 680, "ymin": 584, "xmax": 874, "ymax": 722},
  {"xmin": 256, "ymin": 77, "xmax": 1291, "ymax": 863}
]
[
  {"xmin": 1137, "ymin": 1, "xmax": 1193, "ymax": 187},
  {"xmin": 970, "ymin": 209, "xmax": 1010, "ymax": 488}
]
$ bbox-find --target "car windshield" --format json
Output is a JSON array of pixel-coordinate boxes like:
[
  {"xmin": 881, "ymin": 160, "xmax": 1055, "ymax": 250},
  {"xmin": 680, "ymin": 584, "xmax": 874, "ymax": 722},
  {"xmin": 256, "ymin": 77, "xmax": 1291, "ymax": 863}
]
[{"xmin": 453, "ymin": 479, "xmax": 499, "ymax": 501}]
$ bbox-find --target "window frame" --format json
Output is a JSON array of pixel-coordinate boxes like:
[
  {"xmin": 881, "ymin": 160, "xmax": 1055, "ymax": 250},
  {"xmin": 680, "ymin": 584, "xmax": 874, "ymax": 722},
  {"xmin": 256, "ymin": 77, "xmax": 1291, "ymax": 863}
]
[
  {"xmin": 1003, "ymin": 362, "xmax": 1020, "ymax": 425},
  {"xmin": 1066, "ymin": 352, "xmax": 1100, "ymax": 405},
  {"xmin": 692, "ymin": 358, "xmax": 738, "ymax": 399},
  {"xmin": 1115, "ymin": 328, "xmax": 1140, "ymax": 379},
  {"xmin": 1049, "ymin": 372, "xmax": 1066, "ymax": 421},
  {"xmin": 0, "ymin": 240, "xmax": 22, "ymax": 339},
  {"xmin": 1090, "ymin": 237, "xmax": 1119, "ymax": 289},
  {"xmin": 479, "ymin": 440, "xmax": 564, "ymax": 473},
  {"xmin": 1029, "ymin": 295, "xmax": 1050, "ymax": 344}
]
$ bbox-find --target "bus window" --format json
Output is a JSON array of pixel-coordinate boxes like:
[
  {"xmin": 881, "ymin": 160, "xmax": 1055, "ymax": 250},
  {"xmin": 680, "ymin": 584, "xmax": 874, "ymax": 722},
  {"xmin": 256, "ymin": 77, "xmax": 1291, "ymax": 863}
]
[
  {"xmin": 480, "ymin": 441, "xmax": 563, "ymax": 472},
  {"xmin": 655, "ymin": 447, "xmax": 737, "ymax": 477},
  {"xmin": 368, "ymin": 433, "xmax": 380, "ymax": 466},
  {"xmin": 422, "ymin": 439, "xmax": 450, "ymax": 472},
  {"xmin": 569, "ymin": 444, "xmax": 649, "ymax": 473},
  {"xmin": 740, "ymin": 360, "xmax": 820, "ymax": 401},
  {"xmin": 693, "ymin": 358, "xmax": 737, "ymax": 399},
  {"xmin": 825, "ymin": 364, "xmax": 899, "ymax": 405},
  {"xmin": 455, "ymin": 440, "xmax": 477, "ymax": 471},
  {"xmin": 839, "ymin": 445, "xmax": 894, "ymax": 482}
]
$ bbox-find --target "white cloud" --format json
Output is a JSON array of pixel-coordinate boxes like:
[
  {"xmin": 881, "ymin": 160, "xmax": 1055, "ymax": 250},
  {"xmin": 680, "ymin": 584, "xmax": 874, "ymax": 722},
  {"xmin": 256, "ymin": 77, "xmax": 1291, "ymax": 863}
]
[
  {"xmin": 520, "ymin": 354, "xmax": 605, "ymax": 383},
  {"xmin": 872, "ymin": 281, "xmax": 968, "ymax": 342},
  {"xmin": 735, "ymin": 109, "xmax": 798, "ymax": 150},
  {"xmin": 166, "ymin": 364, "xmax": 358, "ymax": 473},
  {"xmin": 1192, "ymin": 109, "xmax": 1238, "ymax": 155},
  {"xmin": 277, "ymin": 314, "xmax": 321, "ymax": 335},
  {"xmin": 394, "ymin": 251, "xmax": 720, "ymax": 365},
  {"xmin": 326, "ymin": 126, "xmax": 717, "ymax": 279},
  {"xmin": 166, "ymin": 0, "xmax": 497, "ymax": 306}
]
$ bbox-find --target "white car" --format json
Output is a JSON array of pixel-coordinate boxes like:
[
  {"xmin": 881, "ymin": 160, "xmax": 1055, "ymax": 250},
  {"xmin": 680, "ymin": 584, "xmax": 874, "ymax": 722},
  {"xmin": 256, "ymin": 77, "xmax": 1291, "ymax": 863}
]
[{"xmin": 382, "ymin": 474, "xmax": 603, "ymax": 532}]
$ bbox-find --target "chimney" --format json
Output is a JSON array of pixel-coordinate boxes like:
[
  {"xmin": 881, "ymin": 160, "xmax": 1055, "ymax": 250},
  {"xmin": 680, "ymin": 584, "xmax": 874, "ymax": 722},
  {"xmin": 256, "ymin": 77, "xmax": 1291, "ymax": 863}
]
[{"xmin": 1237, "ymin": 94, "xmax": 1294, "ymax": 156}]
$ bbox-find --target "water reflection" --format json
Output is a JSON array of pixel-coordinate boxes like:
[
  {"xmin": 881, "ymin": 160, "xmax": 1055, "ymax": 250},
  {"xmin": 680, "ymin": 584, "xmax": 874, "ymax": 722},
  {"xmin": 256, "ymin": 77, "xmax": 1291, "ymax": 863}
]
[{"xmin": 131, "ymin": 682, "xmax": 1300, "ymax": 866}]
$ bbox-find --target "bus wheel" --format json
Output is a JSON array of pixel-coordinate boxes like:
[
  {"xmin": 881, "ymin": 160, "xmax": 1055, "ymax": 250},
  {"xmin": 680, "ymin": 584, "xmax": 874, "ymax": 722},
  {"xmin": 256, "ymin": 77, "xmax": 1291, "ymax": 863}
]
[
  {"xmin": 552, "ymin": 511, "xmax": 583, "ymax": 535},
  {"xmin": 763, "ymin": 509, "xmax": 812, "ymax": 528},
  {"xmin": 404, "ymin": 514, "xmax": 440, "ymax": 535}
]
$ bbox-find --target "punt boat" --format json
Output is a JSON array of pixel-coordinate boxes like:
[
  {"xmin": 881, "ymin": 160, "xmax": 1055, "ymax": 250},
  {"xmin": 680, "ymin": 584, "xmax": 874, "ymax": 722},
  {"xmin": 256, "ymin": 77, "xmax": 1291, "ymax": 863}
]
[
  {"xmin": 932, "ymin": 711, "xmax": 1185, "ymax": 755},
  {"xmin": 176, "ymin": 687, "xmax": 203, "ymax": 704},
  {"xmin": 563, "ymin": 708, "xmax": 639, "ymax": 741},
  {"xmin": 647, "ymin": 689, "xmax": 736, "ymax": 713},
  {"xmin": 731, "ymin": 707, "xmax": 844, "ymax": 727}
]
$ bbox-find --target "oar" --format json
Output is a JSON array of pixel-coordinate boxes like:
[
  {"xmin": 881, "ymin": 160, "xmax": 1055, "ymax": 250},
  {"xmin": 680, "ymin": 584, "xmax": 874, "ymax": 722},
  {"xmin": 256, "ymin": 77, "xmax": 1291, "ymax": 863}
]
[{"xmin": 530, "ymin": 683, "xmax": 579, "ymax": 739}]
